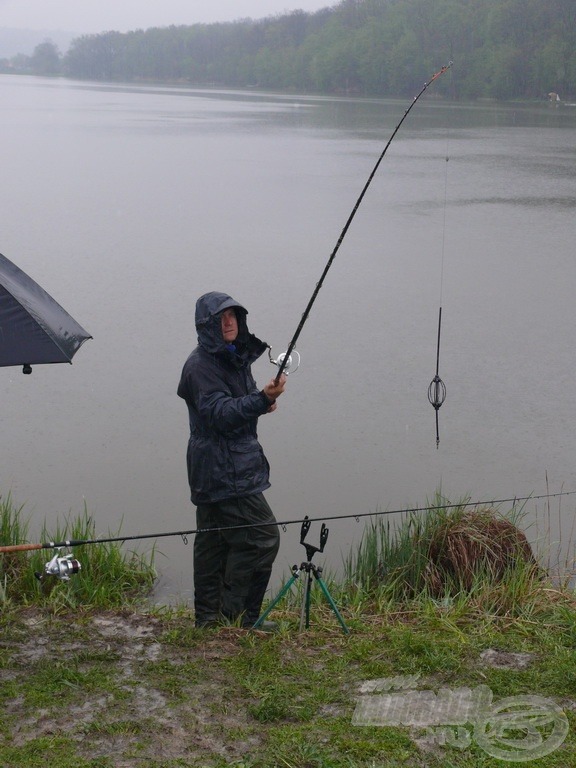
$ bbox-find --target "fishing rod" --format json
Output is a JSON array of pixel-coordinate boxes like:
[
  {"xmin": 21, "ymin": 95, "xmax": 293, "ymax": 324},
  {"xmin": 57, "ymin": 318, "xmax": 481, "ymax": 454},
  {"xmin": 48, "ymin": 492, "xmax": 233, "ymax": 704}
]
[
  {"xmin": 271, "ymin": 62, "xmax": 453, "ymax": 382},
  {"xmin": 2, "ymin": 487, "xmax": 575, "ymax": 585}
]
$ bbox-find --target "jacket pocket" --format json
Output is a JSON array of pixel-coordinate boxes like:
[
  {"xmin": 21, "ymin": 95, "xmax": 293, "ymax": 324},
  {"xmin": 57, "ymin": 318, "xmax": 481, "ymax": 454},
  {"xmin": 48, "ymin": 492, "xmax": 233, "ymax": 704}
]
[{"xmin": 228, "ymin": 437, "xmax": 269, "ymax": 495}]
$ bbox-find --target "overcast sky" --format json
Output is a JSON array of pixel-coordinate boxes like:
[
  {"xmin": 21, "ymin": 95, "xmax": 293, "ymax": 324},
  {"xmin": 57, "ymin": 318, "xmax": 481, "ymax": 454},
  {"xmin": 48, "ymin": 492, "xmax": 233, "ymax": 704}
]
[{"xmin": 1, "ymin": 0, "xmax": 334, "ymax": 35}]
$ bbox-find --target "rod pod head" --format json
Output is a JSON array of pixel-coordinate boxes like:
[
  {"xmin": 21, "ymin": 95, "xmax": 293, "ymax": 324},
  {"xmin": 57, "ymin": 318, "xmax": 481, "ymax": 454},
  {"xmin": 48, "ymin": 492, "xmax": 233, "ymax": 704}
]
[{"xmin": 299, "ymin": 516, "xmax": 329, "ymax": 563}]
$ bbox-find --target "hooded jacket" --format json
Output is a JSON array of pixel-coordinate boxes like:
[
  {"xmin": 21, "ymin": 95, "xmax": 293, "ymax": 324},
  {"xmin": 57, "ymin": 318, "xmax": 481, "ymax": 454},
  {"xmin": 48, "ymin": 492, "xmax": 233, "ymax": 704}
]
[{"xmin": 177, "ymin": 292, "xmax": 273, "ymax": 504}]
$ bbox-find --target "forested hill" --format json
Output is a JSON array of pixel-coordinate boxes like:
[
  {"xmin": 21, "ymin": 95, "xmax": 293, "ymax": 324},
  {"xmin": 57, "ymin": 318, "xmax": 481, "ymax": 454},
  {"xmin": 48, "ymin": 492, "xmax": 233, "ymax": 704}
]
[{"xmin": 15, "ymin": 0, "xmax": 576, "ymax": 100}]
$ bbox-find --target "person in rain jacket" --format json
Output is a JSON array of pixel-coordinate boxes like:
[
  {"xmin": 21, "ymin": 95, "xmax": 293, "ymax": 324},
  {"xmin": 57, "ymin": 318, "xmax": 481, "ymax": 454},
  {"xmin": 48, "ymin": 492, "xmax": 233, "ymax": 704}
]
[{"xmin": 177, "ymin": 291, "xmax": 287, "ymax": 628}]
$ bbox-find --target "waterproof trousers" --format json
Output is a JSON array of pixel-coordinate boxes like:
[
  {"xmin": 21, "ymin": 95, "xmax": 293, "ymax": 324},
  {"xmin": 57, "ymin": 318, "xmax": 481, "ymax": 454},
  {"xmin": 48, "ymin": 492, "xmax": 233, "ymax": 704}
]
[{"xmin": 193, "ymin": 493, "xmax": 280, "ymax": 627}]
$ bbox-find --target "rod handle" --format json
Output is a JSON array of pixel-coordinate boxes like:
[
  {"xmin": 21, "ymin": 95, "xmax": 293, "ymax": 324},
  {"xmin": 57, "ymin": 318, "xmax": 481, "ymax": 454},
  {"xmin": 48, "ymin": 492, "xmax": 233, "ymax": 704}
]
[{"xmin": 0, "ymin": 543, "xmax": 43, "ymax": 553}]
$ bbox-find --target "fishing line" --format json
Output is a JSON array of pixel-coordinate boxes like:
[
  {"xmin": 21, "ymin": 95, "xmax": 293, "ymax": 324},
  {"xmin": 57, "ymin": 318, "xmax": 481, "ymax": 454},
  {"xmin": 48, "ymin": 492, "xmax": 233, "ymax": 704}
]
[
  {"xmin": 427, "ymin": 91, "xmax": 452, "ymax": 447},
  {"xmin": 2, "ymin": 487, "xmax": 575, "ymax": 555},
  {"xmin": 272, "ymin": 62, "xmax": 453, "ymax": 382}
]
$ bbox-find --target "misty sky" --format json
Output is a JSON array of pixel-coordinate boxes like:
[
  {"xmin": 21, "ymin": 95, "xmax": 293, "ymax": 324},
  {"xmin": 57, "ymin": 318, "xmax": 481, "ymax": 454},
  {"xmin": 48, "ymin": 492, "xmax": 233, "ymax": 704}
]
[{"xmin": 1, "ymin": 0, "xmax": 334, "ymax": 35}]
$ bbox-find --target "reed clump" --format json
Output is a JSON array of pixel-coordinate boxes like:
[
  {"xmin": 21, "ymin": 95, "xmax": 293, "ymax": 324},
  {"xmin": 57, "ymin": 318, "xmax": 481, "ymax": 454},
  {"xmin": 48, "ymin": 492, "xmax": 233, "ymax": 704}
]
[
  {"xmin": 345, "ymin": 494, "xmax": 543, "ymax": 614},
  {"xmin": 422, "ymin": 506, "xmax": 538, "ymax": 596}
]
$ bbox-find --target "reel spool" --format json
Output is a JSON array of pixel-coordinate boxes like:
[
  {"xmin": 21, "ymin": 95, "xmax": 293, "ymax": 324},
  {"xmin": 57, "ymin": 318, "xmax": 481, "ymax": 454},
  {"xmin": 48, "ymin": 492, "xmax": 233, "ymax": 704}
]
[{"xmin": 268, "ymin": 348, "xmax": 301, "ymax": 375}]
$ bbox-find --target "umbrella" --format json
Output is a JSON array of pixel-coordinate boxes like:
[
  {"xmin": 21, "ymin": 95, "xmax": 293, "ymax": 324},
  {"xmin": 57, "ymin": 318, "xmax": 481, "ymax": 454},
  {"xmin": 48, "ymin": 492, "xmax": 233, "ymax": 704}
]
[{"xmin": 0, "ymin": 252, "xmax": 92, "ymax": 373}]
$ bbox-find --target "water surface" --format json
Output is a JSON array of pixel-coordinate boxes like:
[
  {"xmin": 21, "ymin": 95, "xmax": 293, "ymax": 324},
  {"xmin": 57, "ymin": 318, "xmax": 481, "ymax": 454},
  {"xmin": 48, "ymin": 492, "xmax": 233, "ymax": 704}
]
[{"xmin": 1, "ymin": 75, "xmax": 575, "ymax": 601}]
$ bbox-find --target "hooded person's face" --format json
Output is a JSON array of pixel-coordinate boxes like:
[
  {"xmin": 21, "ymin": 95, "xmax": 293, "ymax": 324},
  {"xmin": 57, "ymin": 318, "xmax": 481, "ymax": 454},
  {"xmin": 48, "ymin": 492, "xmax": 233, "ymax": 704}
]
[{"xmin": 220, "ymin": 308, "xmax": 239, "ymax": 343}]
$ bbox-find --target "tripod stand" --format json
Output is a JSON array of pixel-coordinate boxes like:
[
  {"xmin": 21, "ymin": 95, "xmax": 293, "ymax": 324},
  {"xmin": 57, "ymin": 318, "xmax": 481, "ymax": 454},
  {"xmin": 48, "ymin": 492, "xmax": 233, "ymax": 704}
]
[{"xmin": 253, "ymin": 517, "xmax": 349, "ymax": 634}]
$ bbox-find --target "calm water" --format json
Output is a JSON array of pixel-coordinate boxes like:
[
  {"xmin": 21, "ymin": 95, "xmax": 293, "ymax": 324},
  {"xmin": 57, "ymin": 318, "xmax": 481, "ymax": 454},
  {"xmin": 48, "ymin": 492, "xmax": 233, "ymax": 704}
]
[{"xmin": 1, "ymin": 75, "xmax": 575, "ymax": 602}]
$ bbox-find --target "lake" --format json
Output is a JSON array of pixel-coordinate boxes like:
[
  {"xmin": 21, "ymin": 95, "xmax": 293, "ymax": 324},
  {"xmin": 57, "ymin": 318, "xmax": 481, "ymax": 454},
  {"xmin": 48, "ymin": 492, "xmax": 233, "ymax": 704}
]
[{"xmin": 1, "ymin": 74, "xmax": 575, "ymax": 602}]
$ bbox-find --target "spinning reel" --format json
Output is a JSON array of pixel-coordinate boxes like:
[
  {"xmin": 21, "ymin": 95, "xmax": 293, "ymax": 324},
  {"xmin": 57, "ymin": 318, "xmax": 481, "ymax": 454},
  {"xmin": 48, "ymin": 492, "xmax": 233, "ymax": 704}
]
[
  {"xmin": 35, "ymin": 548, "xmax": 81, "ymax": 591},
  {"xmin": 268, "ymin": 347, "xmax": 300, "ymax": 375}
]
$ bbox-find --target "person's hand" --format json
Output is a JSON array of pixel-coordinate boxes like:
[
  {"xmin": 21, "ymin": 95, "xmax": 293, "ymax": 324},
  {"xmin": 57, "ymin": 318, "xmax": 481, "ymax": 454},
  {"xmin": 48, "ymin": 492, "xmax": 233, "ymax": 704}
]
[{"xmin": 263, "ymin": 374, "xmax": 287, "ymax": 404}]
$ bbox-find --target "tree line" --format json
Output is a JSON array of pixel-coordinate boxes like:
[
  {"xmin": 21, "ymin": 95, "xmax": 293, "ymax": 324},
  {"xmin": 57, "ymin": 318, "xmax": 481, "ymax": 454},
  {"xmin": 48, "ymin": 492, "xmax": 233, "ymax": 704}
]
[{"xmin": 4, "ymin": 0, "xmax": 575, "ymax": 100}]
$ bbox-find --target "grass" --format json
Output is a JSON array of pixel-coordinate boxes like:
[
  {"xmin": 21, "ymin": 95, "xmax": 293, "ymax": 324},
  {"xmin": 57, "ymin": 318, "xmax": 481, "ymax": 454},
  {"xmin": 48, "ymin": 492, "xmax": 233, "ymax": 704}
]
[
  {"xmin": 0, "ymin": 492, "xmax": 31, "ymax": 600},
  {"xmin": 1, "ymin": 490, "xmax": 576, "ymax": 766},
  {"xmin": 0, "ymin": 497, "xmax": 156, "ymax": 609},
  {"xmin": 0, "ymin": 587, "xmax": 575, "ymax": 766},
  {"xmin": 343, "ymin": 492, "xmax": 545, "ymax": 614}
]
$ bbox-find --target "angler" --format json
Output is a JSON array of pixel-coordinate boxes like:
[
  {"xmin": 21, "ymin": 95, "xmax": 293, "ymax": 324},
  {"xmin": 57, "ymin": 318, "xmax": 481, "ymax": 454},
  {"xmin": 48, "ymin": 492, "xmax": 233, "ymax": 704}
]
[{"xmin": 177, "ymin": 291, "xmax": 287, "ymax": 629}]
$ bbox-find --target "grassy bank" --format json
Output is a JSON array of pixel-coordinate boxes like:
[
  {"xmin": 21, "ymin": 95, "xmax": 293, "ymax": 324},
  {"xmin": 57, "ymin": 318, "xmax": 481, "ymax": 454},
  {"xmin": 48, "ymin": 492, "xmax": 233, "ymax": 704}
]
[
  {"xmin": 1, "ymin": 597, "xmax": 575, "ymax": 767},
  {"xmin": 1, "ymin": 494, "xmax": 575, "ymax": 766},
  {"xmin": 0, "ymin": 494, "xmax": 155, "ymax": 609}
]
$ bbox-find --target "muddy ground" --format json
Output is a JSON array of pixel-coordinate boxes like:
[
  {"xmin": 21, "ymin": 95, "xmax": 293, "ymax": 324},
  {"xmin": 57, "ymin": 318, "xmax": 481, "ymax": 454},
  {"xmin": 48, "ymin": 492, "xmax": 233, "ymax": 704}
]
[
  {"xmin": 2, "ymin": 610, "xmax": 282, "ymax": 766},
  {"xmin": 2, "ymin": 608, "xmax": 574, "ymax": 767}
]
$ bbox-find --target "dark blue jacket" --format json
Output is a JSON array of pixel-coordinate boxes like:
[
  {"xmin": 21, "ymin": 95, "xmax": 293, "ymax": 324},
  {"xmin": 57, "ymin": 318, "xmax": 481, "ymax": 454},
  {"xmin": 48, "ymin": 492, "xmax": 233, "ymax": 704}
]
[{"xmin": 177, "ymin": 292, "xmax": 273, "ymax": 504}]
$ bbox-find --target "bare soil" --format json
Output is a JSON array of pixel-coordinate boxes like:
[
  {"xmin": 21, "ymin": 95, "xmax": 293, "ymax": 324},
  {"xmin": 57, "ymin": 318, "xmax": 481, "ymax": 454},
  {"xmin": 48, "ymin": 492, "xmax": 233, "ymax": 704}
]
[{"xmin": 2, "ymin": 609, "xmax": 281, "ymax": 766}]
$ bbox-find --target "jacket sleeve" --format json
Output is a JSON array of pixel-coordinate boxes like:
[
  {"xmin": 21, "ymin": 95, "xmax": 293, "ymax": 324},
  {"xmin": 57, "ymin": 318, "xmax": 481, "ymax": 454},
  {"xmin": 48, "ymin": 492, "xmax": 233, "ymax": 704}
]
[
  {"xmin": 200, "ymin": 390, "xmax": 270, "ymax": 433},
  {"xmin": 189, "ymin": 361, "xmax": 271, "ymax": 434}
]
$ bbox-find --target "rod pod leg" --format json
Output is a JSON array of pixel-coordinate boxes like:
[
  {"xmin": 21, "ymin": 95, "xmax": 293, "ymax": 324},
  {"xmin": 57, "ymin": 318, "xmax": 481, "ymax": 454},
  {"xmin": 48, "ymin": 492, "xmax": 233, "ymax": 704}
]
[
  {"xmin": 252, "ymin": 568, "xmax": 300, "ymax": 629},
  {"xmin": 299, "ymin": 566, "xmax": 314, "ymax": 631},
  {"xmin": 315, "ymin": 573, "xmax": 350, "ymax": 634}
]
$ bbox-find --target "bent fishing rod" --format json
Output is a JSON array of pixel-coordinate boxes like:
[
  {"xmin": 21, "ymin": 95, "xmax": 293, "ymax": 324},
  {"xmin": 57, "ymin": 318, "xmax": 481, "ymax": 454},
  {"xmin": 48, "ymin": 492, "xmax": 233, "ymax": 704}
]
[{"xmin": 271, "ymin": 62, "xmax": 453, "ymax": 382}]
